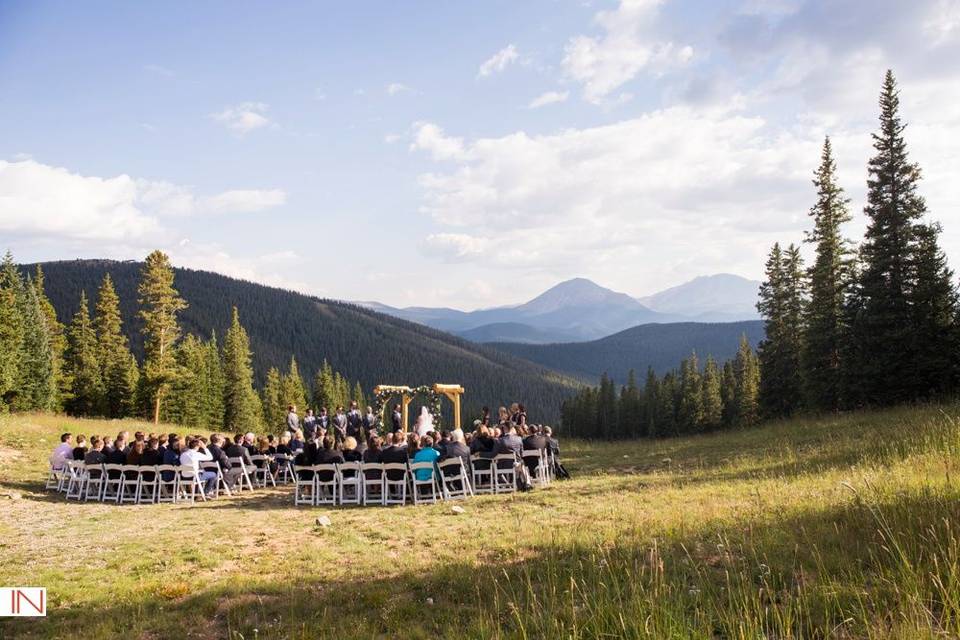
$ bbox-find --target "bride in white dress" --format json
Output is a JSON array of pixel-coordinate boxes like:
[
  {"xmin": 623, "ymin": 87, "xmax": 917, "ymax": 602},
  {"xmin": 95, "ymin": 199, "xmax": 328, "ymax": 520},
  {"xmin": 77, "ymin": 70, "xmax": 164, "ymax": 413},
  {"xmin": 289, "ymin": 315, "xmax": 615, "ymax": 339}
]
[{"xmin": 414, "ymin": 406, "xmax": 434, "ymax": 436}]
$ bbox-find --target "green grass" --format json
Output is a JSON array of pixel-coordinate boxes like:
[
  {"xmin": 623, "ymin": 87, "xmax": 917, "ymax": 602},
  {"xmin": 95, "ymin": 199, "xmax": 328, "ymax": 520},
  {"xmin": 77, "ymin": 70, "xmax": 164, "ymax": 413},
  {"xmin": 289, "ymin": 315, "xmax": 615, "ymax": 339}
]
[{"xmin": 2, "ymin": 404, "xmax": 960, "ymax": 638}]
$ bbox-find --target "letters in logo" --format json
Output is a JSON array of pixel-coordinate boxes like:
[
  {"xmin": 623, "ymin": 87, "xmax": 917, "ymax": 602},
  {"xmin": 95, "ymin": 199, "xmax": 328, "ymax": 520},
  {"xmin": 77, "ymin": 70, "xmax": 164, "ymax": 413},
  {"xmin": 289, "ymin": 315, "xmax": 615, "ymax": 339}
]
[{"xmin": 0, "ymin": 587, "xmax": 46, "ymax": 617}]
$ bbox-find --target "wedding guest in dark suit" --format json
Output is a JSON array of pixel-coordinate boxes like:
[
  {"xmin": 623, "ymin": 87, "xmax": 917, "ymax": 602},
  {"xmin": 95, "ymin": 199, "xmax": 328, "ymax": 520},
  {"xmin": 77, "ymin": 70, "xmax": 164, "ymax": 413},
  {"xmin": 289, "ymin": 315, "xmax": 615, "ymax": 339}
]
[
  {"xmin": 441, "ymin": 431, "xmax": 471, "ymax": 468},
  {"xmin": 380, "ymin": 432, "xmax": 407, "ymax": 466},
  {"xmin": 72, "ymin": 435, "xmax": 88, "ymax": 461},
  {"xmin": 225, "ymin": 434, "xmax": 253, "ymax": 466},
  {"xmin": 140, "ymin": 438, "xmax": 162, "ymax": 466},
  {"xmin": 84, "ymin": 437, "xmax": 107, "ymax": 465},
  {"xmin": 206, "ymin": 434, "xmax": 231, "ymax": 471}
]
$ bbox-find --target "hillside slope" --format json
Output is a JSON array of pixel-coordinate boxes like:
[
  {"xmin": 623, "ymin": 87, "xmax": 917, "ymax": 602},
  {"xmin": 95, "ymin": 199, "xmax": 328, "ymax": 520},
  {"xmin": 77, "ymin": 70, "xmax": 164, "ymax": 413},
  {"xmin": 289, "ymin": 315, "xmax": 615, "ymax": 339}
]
[
  {"xmin": 26, "ymin": 260, "xmax": 577, "ymax": 422},
  {"xmin": 492, "ymin": 320, "xmax": 765, "ymax": 383}
]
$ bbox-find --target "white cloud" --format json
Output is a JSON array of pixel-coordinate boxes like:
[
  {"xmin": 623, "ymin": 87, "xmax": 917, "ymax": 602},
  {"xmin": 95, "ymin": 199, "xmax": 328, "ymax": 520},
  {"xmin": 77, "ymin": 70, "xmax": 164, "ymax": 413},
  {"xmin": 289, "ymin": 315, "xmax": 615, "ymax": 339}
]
[
  {"xmin": 478, "ymin": 44, "xmax": 519, "ymax": 77},
  {"xmin": 528, "ymin": 91, "xmax": 570, "ymax": 109},
  {"xmin": 423, "ymin": 233, "xmax": 490, "ymax": 261},
  {"xmin": 563, "ymin": 0, "xmax": 693, "ymax": 103},
  {"xmin": 409, "ymin": 122, "xmax": 466, "ymax": 161},
  {"xmin": 211, "ymin": 102, "xmax": 273, "ymax": 133},
  {"xmin": 0, "ymin": 160, "xmax": 287, "ymax": 245},
  {"xmin": 143, "ymin": 64, "xmax": 175, "ymax": 77},
  {"xmin": 386, "ymin": 82, "xmax": 413, "ymax": 96}
]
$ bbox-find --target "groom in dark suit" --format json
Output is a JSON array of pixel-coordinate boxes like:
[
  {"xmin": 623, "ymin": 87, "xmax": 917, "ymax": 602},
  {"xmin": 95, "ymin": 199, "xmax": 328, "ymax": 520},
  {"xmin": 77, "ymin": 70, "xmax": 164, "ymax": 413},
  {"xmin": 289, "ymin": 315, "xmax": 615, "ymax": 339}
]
[{"xmin": 391, "ymin": 404, "xmax": 403, "ymax": 432}]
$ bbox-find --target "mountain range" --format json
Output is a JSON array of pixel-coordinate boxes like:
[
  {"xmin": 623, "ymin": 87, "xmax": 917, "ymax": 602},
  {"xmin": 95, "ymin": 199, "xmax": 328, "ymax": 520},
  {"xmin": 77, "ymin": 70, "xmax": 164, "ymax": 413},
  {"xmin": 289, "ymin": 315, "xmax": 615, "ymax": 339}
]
[{"xmin": 361, "ymin": 274, "xmax": 761, "ymax": 344}]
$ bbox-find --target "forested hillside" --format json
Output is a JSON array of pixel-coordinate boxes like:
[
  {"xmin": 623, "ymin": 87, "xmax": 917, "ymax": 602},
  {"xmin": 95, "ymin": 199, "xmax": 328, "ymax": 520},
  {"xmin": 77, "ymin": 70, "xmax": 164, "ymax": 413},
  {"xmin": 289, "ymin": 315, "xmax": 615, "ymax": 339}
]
[
  {"xmin": 492, "ymin": 321, "xmax": 764, "ymax": 384},
  {"xmin": 25, "ymin": 260, "xmax": 576, "ymax": 423}
]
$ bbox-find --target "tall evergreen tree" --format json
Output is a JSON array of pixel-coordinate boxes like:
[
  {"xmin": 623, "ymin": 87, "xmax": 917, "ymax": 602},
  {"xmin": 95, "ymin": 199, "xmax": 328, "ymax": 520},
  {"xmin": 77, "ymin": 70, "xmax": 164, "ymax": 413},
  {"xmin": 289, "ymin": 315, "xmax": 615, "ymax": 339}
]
[
  {"xmin": 281, "ymin": 355, "xmax": 308, "ymax": 413},
  {"xmin": 802, "ymin": 137, "xmax": 853, "ymax": 411},
  {"xmin": 94, "ymin": 273, "xmax": 137, "ymax": 418},
  {"xmin": 701, "ymin": 356, "xmax": 723, "ymax": 430},
  {"xmin": 33, "ymin": 265, "xmax": 67, "ymax": 410},
  {"xmin": 202, "ymin": 333, "xmax": 224, "ymax": 429},
  {"xmin": 757, "ymin": 243, "xmax": 805, "ymax": 418},
  {"xmin": 138, "ymin": 250, "xmax": 187, "ymax": 423},
  {"xmin": 642, "ymin": 367, "xmax": 659, "ymax": 437},
  {"xmin": 14, "ymin": 276, "xmax": 56, "ymax": 411},
  {"xmin": 910, "ymin": 222, "xmax": 959, "ymax": 395},
  {"xmin": 165, "ymin": 334, "xmax": 205, "ymax": 428},
  {"xmin": 596, "ymin": 372, "xmax": 617, "ymax": 438},
  {"xmin": 656, "ymin": 372, "xmax": 677, "ymax": 436},
  {"xmin": 222, "ymin": 307, "xmax": 261, "ymax": 432},
  {"xmin": 852, "ymin": 70, "xmax": 937, "ymax": 404},
  {"xmin": 677, "ymin": 353, "xmax": 703, "ymax": 433},
  {"xmin": 733, "ymin": 335, "xmax": 760, "ymax": 426},
  {"xmin": 720, "ymin": 361, "xmax": 737, "ymax": 427},
  {"xmin": 618, "ymin": 369, "xmax": 641, "ymax": 438},
  {"xmin": 313, "ymin": 360, "xmax": 334, "ymax": 411},
  {"xmin": 0, "ymin": 252, "xmax": 23, "ymax": 411},
  {"xmin": 262, "ymin": 366, "xmax": 285, "ymax": 431},
  {"xmin": 64, "ymin": 291, "xmax": 103, "ymax": 416}
]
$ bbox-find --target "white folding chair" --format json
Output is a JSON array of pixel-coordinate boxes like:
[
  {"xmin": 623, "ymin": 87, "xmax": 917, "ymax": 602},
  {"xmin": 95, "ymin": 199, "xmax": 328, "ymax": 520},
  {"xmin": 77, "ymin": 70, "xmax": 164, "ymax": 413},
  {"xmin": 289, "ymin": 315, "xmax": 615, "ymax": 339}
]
[
  {"xmin": 156, "ymin": 465, "xmax": 179, "ymax": 503},
  {"xmin": 249, "ymin": 454, "xmax": 276, "ymax": 488},
  {"xmin": 410, "ymin": 461, "xmax": 441, "ymax": 505},
  {"xmin": 438, "ymin": 458, "xmax": 473, "ymax": 500},
  {"xmin": 84, "ymin": 463, "xmax": 106, "ymax": 501},
  {"xmin": 101, "ymin": 464, "xmax": 124, "ymax": 502},
  {"xmin": 177, "ymin": 467, "xmax": 207, "ymax": 502},
  {"xmin": 382, "ymin": 463, "xmax": 409, "ymax": 505},
  {"xmin": 337, "ymin": 461, "xmax": 363, "ymax": 505},
  {"xmin": 361, "ymin": 463, "xmax": 385, "ymax": 506},
  {"xmin": 65, "ymin": 461, "xmax": 86, "ymax": 500},
  {"xmin": 45, "ymin": 462, "xmax": 68, "ymax": 491},
  {"xmin": 228, "ymin": 457, "xmax": 255, "ymax": 492},
  {"xmin": 137, "ymin": 466, "xmax": 159, "ymax": 504},
  {"xmin": 493, "ymin": 454, "xmax": 517, "ymax": 494},
  {"xmin": 119, "ymin": 465, "xmax": 141, "ymax": 504},
  {"xmin": 293, "ymin": 465, "xmax": 314, "ymax": 506},
  {"xmin": 522, "ymin": 449, "xmax": 548, "ymax": 487},
  {"xmin": 470, "ymin": 455, "xmax": 494, "ymax": 494},
  {"xmin": 201, "ymin": 462, "xmax": 231, "ymax": 497},
  {"xmin": 273, "ymin": 454, "xmax": 294, "ymax": 484},
  {"xmin": 313, "ymin": 464, "xmax": 338, "ymax": 506}
]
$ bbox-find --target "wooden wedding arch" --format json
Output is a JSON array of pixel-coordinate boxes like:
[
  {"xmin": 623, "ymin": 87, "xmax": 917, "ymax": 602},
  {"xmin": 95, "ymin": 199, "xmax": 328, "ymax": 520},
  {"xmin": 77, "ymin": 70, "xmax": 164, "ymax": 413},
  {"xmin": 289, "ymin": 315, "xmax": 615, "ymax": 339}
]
[{"xmin": 372, "ymin": 383, "xmax": 465, "ymax": 431}]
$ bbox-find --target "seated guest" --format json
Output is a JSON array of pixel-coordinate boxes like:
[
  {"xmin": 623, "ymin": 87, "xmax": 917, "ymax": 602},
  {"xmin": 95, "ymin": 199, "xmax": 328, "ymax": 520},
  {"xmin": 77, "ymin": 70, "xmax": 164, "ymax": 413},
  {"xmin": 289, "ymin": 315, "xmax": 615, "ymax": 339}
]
[
  {"xmin": 72, "ymin": 435, "xmax": 88, "ymax": 461},
  {"xmin": 101, "ymin": 434, "xmax": 115, "ymax": 455},
  {"xmin": 405, "ymin": 432, "xmax": 419, "ymax": 459},
  {"xmin": 315, "ymin": 435, "xmax": 345, "ymax": 465},
  {"xmin": 471, "ymin": 426, "xmax": 496, "ymax": 455},
  {"xmin": 494, "ymin": 425, "xmax": 523, "ymax": 469},
  {"xmin": 435, "ymin": 430, "xmax": 451, "ymax": 457},
  {"xmin": 140, "ymin": 438, "xmax": 162, "ymax": 466},
  {"xmin": 84, "ymin": 436, "xmax": 107, "ymax": 466},
  {"xmin": 157, "ymin": 434, "xmax": 169, "ymax": 453},
  {"xmin": 160, "ymin": 436, "xmax": 181, "ymax": 482},
  {"xmin": 126, "ymin": 440, "xmax": 145, "ymax": 465},
  {"xmin": 49, "ymin": 433, "xmax": 73, "ymax": 469},
  {"xmin": 242, "ymin": 432, "xmax": 256, "ymax": 454},
  {"xmin": 354, "ymin": 429, "xmax": 368, "ymax": 455},
  {"xmin": 380, "ymin": 432, "xmax": 407, "ymax": 466},
  {"xmin": 289, "ymin": 429, "xmax": 305, "ymax": 453},
  {"xmin": 342, "ymin": 436, "xmax": 363, "ymax": 462},
  {"xmin": 256, "ymin": 436, "xmax": 272, "ymax": 455},
  {"xmin": 522, "ymin": 425, "xmax": 548, "ymax": 474},
  {"xmin": 179, "ymin": 437, "xmax": 217, "ymax": 498},
  {"xmin": 293, "ymin": 446, "xmax": 313, "ymax": 479},
  {"xmin": 276, "ymin": 432, "xmax": 294, "ymax": 456},
  {"xmin": 441, "ymin": 431, "xmax": 471, "ymax": 469},
  {"xmin": 206, "ymin": 434, "xmax": 231, "ymax": 471},
  {"xmin": 544, "ymin": 426, "xmax": 559, "ymax": 457},
  {"xmin": 225, "ymin": 434, "xmax": 253, "ymax": 466},
  {"xmin": 107, "ymin": 437, "xmax": 128, "ymax": 466},
  {"xmin": 412, "ymin": 435, "xmax": 440, "ymax": 481},
  {"xmin": 363, "ymin": 436, "xmax": 383, "ymax": 465},
  {"xmin": 266, "ymin": 434, "xmax": 277, "ymax": 455},
  {"xmin": 116, "ymin": 431, "xmax": 131, "ymax": 453}
]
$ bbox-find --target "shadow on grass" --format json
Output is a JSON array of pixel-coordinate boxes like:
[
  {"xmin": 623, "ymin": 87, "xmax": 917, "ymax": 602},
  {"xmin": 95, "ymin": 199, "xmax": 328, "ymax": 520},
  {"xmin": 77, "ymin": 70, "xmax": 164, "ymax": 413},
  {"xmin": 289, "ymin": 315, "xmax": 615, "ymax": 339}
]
[{"xmin": 5, "ymin": 482, "xmax": 960, "ymax": 640}]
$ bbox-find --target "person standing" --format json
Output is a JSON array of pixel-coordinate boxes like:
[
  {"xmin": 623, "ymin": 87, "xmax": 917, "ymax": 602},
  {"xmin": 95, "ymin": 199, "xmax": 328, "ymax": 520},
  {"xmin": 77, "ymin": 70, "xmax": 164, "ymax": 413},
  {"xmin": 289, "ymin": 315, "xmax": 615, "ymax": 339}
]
[
  {"xmin": 391, "ymin": 404, "xmax": 403, "ymax": 433},
  {"xmin": 286, "ymin": 405, "xmax": 300, "ymax": 434}
]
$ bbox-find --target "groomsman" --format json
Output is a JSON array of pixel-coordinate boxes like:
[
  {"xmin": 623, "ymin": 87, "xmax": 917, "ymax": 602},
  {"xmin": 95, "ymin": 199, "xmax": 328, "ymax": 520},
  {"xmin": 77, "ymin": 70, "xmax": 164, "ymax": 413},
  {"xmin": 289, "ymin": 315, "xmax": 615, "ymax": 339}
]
[
  {"xmin": 332, "ymin": 406, "xmax": 348, "ymax": 443},
  {"xmin": 286, "ymin": 405, "xmax": 300, "ymax": 434},
  {"xmin": 391, "ymin": 404, "xmax": 403, "ymax": 432},
  {"xmin": 346, "ymin": 401, "xmax": 363, "ymax": 438}
]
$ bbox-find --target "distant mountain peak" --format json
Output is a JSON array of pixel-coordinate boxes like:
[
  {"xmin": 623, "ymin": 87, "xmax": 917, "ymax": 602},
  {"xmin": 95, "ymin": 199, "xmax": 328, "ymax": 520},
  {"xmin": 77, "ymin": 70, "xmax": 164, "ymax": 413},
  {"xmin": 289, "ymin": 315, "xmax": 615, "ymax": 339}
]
[{"xmin": 522, "ymin": 277, "xmax": 643, "ymax": 314}]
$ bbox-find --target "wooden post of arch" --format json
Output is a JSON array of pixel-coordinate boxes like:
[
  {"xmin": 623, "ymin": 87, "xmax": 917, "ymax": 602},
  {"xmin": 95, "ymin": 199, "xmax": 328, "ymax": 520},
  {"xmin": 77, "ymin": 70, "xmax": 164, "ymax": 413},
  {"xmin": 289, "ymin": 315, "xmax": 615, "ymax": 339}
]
[{"xmin": 434, "ymin": 383, "xmax": 465, "ymax": 430}]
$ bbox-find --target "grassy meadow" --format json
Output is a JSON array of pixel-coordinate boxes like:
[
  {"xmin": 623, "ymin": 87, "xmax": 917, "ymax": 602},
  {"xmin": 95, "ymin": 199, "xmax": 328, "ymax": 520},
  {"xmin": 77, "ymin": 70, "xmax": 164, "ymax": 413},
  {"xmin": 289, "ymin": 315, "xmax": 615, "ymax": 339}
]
[{"xmin": 2, "ymin": 405, "xmax": 960, "ymax": 638}]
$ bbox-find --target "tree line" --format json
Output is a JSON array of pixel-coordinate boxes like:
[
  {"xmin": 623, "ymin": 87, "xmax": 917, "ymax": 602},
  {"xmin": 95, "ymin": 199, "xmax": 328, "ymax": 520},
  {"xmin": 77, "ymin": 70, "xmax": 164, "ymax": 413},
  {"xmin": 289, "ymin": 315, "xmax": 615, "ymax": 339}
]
[
  {"xmin": 560, "ymin": 337, "xmax": 760, "ymax": 439},
  {"xmin": 757, "ymin": 70, "xmax": 958, "ymax": 418},
  {"xmin": 561, "ymin": 71, "xmax": 956, "ymax": 440},
  {"xmin": 0, "ymin": 250, "xmax": 366, "ymax": 432}
]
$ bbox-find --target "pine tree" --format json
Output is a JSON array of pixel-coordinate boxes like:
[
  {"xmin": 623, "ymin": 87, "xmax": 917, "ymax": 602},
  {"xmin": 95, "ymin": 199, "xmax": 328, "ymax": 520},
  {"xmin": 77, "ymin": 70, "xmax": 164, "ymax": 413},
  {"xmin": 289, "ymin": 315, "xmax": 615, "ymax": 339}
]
[
  {"xmin": 313, "ymin": 360, "xmax": 334, "ymax": 411},
  {"xmin": 678, "ymin": 353, "xmax": 703, "ymax": 433},
  {"xmin": 165, "ymin": 334, "xmax": 205, "ymax": 428},
  {"xmin": 94, "ymin": 273, "xmax": 137, "ymax": 418},
  {"xmin": 656, "ymin": 372, "xmax": 677, "ymax": 436},
  {"xmin": 757, "ymin": 243, "xmax": 805, "ymax": 418},
  {"xmin": 222, "ymin": 307, "xmax": 261, "ymax": 432},
  {"xmin": 853, "ymin": 70, "xmax": 933, "ymax": 404},
  {"xmin": 0, "ymin": 252, "xmax": 23, "ymax": 411},
  {"xmin": 64, "ymin": 291, "xmax": 103, "ymax": 415},
  {"xmin": 720, "ymin": 360, "xmax": 737, "ymax": 426},
  {"xmin": 596, "ymin": 372, "xmax": 617, "ymax": 438},
  {"xmin": 910, "ymin": 222, "xmax": 959, "ymax": 396},
  {"xmin": 261, "ymin": 366, "xmax": 285, "ymax": 431},
  {"xmin": 33, "ymin": 265, "xmax": 67, "ymax": 410},
  {"xmin": 802, "ymin": 137, "xmax": 853, "ymax": 412},
  {"xmin": 202, "ymin": 334, "xmax": 224, "ymax": 429},
  {"xmin": 618, "ymin": 369, "xmax": 641, "ymax": 437},
  {"xmin": 701, "ymin": 356, "xmax": 723, "ymax": 430},
  {"xmin": 643, "ymin": 367, "xmax": 659, "ymax": 437},
  {"xmin": 281, "ymin": 356, "xmax": 308, "ymax": 413},
  {"xmin": 138, "ymin": 250, "xmax": 187, "ymax": 423},
  {"xmin": 733, "ymin": 335, "xmax": 760, "ymax": 426},
  {"xmin": 14, "ymin": 276, "xmax": 56, "ymax": 411},
  {"xmin": 352, "ymin": 380, "xmax": 366, "ymax": 408}
]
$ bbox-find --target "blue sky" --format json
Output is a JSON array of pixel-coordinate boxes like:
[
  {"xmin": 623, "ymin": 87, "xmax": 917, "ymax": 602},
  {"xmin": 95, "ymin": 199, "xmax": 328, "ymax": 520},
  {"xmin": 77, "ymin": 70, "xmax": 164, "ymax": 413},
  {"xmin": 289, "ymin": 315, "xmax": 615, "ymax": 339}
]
[{"xmin": 2, "ymin": 0, "xmax": 959, "ymax": 308}]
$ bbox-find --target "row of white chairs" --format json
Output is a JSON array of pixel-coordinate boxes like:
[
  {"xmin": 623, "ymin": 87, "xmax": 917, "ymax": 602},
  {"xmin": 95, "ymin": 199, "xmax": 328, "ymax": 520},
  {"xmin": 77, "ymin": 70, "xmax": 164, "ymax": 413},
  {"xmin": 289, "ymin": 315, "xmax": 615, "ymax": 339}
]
[
  {"xmin": 46, "ymin": 454, "xmax": 294, "ymax": 504},
  {"xmin": 292, "ymin": 449, "xmax": 555, "ymax": 507}
]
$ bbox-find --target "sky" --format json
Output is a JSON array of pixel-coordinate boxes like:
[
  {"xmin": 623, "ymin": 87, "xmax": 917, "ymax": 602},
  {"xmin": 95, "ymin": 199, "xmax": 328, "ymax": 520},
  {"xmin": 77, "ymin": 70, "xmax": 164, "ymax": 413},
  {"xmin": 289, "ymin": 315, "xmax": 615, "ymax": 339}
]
[{"xmin": 1, "ymin": 0, "xmax": 959, "ymax": 310}]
